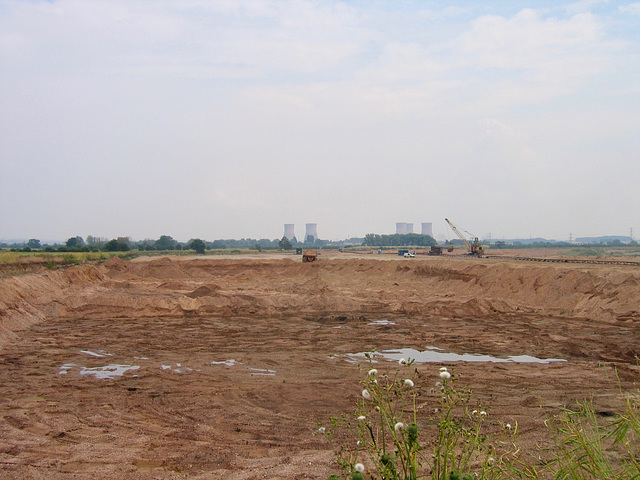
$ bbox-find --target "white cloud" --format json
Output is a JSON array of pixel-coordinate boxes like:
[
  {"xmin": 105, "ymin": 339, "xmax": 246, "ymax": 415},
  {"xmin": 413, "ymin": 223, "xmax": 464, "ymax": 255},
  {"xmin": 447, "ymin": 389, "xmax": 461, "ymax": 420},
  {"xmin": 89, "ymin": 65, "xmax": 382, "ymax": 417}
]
[
  {"xmin": 458, "ymin": 9, "xmax": 604, "ymax": 70},
  {"xmin": 619, "ymin": 2, "xmax": 640, "ymax": 15}
]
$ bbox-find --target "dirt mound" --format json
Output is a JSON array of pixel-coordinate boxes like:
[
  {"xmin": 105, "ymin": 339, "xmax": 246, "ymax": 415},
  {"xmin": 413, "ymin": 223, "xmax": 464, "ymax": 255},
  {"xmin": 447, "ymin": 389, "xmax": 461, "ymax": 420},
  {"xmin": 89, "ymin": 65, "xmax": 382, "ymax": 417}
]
[{"xmin": 185, "ymin": 284, "xmax": 222, "ymax": 298}]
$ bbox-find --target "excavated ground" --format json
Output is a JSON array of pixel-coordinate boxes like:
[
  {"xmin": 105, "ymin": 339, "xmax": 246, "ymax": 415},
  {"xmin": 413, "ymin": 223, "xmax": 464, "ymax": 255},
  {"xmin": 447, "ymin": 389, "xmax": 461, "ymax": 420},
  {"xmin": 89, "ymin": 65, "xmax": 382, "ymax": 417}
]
[{"xmin": 1, "ymin": 252, "xmax": 639, "ymax": 479}]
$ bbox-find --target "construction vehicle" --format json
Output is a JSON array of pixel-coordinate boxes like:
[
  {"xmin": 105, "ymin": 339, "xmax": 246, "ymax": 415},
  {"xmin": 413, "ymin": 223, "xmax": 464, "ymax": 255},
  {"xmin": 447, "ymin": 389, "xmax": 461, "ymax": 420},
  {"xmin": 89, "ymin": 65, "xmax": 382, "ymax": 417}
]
[
  {"xmin": 302, "ymin": 250, "xmax": 318, "ymax": 262},
  {"xmin": 445, "ymin": 218, "xmax": 485, "ymax": 256},
  {"xmin": 428, "ymin": 245, "xmax": 455, "ymax": 255}
]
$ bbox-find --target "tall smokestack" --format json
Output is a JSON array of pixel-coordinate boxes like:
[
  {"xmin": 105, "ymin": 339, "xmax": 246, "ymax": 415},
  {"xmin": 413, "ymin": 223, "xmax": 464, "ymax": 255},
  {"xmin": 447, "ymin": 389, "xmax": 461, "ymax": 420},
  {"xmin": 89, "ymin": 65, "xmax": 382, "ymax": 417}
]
[
  {"xmin": 284, "ymin": 224, "xmax": 295, "ymax": 241},
  {"xmin": 305, "ymin": 223, "xmax": 318, "ymax": 243},
  {"xmin": 421, "ymin": 223, "xmax": 433, "ymax": 237}
]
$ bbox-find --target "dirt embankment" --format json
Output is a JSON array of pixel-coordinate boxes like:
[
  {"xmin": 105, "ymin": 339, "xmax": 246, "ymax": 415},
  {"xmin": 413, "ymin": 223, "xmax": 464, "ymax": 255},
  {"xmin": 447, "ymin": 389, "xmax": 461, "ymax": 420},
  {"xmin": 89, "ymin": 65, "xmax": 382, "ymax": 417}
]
[
  {"xmin": 1, "ymin": 255, "xmax": 639, "ymax": 349},
  {"xmin": 0, "ymin": 265, "xmax": 105, "ymax": 348}
]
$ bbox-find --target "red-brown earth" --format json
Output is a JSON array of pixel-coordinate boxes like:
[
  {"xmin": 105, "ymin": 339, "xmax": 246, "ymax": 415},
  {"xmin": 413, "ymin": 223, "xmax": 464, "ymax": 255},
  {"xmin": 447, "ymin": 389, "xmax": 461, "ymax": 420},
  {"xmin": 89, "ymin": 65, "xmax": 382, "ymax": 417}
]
[{"xmin": 1, "ymin": 252, "xmax": 639, "ymax": 479}]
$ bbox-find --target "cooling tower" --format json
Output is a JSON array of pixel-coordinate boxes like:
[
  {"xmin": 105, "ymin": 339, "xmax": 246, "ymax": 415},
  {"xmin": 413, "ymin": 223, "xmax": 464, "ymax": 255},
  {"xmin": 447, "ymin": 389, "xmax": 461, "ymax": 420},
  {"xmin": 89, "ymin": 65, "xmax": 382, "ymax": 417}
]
[
  {"xmin": 421, "ymin": 223, "xmax": 433, "ymax": 237},
  {"xmin": 406, "ymin": 223, "xmax": 414, "ymax": 234},
  {"xmin": 396, "ymin": 223, "xmax": 407, "ymax": 234},
  {"xmin": 284, "ymin": 224, "xmax": 295, "ymax": 241},
  {"xmin": 305, "ymin": 223, "xmax": 318, "ymax": 243}
]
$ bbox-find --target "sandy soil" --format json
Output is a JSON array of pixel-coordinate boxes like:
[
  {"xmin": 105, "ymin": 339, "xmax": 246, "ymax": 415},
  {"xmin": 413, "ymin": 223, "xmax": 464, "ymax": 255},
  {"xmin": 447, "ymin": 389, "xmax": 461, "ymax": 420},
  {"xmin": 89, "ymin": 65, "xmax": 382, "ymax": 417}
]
[{"xmin": 1, "ymin": 252, "xmax": 639, "ymax": 479}]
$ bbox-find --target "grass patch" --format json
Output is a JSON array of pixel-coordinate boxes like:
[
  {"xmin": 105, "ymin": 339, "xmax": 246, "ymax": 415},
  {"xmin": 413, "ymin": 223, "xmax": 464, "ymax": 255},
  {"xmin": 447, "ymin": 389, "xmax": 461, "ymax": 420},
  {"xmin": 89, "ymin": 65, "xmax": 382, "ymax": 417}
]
[
  {"xmin": 0, "ymin": 251, "xmax": 132, "ymax": 266},
  {"xmin": 321, "ymin": 359, "xmax": 640, "ymax": 479}
]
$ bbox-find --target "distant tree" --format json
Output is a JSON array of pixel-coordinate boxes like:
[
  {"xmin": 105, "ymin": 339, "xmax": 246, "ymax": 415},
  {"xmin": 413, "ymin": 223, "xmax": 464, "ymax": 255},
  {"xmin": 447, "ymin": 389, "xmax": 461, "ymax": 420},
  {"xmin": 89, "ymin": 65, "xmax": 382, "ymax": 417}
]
[
  {"xmin": 104, "ymin": 239, "xmax": 130, "ymax": 252},
  {"xmin": 188, "ymin": 239, "xmax": 206, "ymax": 254},
  {"xmin": 26, "ymin": 239, "xmax": 41, "ymax": 249},
  {"xmin": 631, "ymin": 240, "xmax": 639, "ymax": 246},
  {"xmin": 86, "ymin": 236, "xmax": 107, "ymax": 249},
  {"xmin": 154, "ymin": 235, "xmax": 177, "ymax": 250},
  {"xmin": 211, "ymin": 240, "xmax": 227, "ymax": 249},
  {"xmin": 279, "ymin": 236, "xmax": 292, "ymax": 250},
  {"xmin": 66, "ymin": 236, "xmax": 85, "ymax": 248}
]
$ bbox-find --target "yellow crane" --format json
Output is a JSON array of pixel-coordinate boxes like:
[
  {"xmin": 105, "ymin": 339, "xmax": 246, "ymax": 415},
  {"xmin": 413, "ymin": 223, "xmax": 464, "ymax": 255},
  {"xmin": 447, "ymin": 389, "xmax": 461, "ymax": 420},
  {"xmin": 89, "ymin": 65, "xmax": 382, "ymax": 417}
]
[{"xmin": 445, "ymin": 218, "xmax": 485, "ymax": 256}]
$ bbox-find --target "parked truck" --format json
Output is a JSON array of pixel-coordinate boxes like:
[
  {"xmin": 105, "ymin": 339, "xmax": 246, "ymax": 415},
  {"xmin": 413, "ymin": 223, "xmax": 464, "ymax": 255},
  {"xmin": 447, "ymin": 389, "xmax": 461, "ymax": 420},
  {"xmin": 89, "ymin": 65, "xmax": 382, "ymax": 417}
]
[{"xmin": 302, "ymin": 250, "xmax": 318, "ymax": 262}]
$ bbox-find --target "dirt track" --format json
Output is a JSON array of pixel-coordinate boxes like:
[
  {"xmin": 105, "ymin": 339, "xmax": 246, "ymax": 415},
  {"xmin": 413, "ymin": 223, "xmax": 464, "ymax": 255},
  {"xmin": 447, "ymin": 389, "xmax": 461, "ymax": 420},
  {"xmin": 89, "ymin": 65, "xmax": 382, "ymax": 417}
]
[{"xmin": 1, "ymin": 253, "xmax": 639, "ymax": 479}]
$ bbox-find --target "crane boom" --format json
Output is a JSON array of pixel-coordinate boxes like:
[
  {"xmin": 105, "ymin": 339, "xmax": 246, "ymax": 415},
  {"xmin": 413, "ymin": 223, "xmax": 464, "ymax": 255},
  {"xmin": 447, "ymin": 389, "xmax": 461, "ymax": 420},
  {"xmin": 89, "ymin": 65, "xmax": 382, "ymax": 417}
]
[
  {"xmin": 445, "ymin": 218, "xmax": 485, "ymax": 256},
  {"xmin": 445, "ymin": 218, "xmax": 471, "ymax": 250}
]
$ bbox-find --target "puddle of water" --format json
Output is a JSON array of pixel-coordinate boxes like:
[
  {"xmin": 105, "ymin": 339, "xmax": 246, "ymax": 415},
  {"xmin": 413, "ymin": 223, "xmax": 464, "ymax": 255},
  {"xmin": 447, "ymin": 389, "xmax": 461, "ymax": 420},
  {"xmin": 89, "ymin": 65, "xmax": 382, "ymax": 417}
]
[
  {"xmin": 80, "ymin": 350, "xmax": 112, "ymax": 358},
  {"xmin": 58, "ymin": 363, "xmax": 76, "ymax": 374},
  {"xmin": 161, "ymin": 363, "xmax": 198, "ymax": 373},
  {"xmin": 345, "ymin": 347, "xmax": 566, "ymax": 365},
  {"xmin": 78, "ymin": 364, "xmax": 140, "ymax": 379},
  {"xmin": 368, "ymin": 320, "xmax": 397, "ymax": 326},
  {"xmin": 248, "ymin": 367, "xmax": 277, "ymax": 376},
  {"xmin": 211, "ymin": 359, "xmax": 240, "ymax": 367}
]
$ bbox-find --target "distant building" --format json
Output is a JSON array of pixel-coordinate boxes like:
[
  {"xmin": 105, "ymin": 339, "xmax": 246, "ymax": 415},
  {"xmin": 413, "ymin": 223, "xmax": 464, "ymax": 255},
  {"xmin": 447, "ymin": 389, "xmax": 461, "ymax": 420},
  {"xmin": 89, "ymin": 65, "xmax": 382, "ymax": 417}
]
[
  {"xmin": 395, "ymin": 223, "xmax": 413, "ymax": 234},
  {"xmin": 283, "ymin": 224, "xmax": 295, "ymax": 240},
  {"xmin": 421, "ymin": 223, "xmax": 433, "ymax": 237},
  {"xmin": 305, "ymin": 223, "xmax": 318, "ymax": 242}
]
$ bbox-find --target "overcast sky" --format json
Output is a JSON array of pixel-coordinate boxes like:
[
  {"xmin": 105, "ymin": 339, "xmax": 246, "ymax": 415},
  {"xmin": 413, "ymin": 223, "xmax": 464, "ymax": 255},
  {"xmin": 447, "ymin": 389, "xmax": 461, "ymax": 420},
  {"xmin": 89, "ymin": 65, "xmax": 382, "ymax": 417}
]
[{"xmin": 1, "ymin": 0, "xmax": 639, "ymax": 243}]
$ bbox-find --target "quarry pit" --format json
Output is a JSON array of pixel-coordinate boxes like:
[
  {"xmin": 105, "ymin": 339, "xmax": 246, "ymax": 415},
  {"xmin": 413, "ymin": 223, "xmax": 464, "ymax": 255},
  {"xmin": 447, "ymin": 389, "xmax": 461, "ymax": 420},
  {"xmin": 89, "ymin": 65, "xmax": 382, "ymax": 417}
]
[{"xmin": 1, "ymin": 252, "xmax": 639, "ymax": 479}]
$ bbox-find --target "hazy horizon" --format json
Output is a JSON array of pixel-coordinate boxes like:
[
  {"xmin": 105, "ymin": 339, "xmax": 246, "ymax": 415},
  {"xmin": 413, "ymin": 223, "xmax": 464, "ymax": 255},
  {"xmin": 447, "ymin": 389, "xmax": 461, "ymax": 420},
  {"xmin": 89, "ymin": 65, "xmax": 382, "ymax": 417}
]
[{"xmin": 2, "ymin": 1, "xmax": 638, "ymax": 243}]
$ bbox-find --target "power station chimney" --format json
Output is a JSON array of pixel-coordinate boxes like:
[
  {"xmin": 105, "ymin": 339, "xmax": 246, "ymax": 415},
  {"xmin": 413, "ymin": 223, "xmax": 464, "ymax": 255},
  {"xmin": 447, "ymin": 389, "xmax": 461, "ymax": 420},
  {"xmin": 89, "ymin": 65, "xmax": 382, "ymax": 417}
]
[
  {"xmin": 421, "ymin": 222, "xmax": 433, "ymax": 237},
  {"xmin": 305, "ymin": 223, "xmax": 318, "ymax": 243},
  {"xmin": 284, "ymin": 224, "xmax": 295, "ymax": 241}
]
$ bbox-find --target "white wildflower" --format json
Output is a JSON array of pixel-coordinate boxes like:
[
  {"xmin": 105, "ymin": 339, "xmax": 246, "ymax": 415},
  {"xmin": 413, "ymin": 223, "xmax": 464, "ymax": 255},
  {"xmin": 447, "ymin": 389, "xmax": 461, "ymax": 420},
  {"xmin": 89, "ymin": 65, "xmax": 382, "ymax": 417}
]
[
  {"xmin": 404, "ymin": 379, "xmax": 414, "ymax": 388},
  {"xmin": 368, "ymin": 368, "xmax": 378, "ymax": 376},
  {"xmin": 506, "ymin": 423, "xmax": 512, "ymax": 430},
  {"xmin": 439, "ymin": 366, "xmax": 448, "ymax": 372},
  {"xmin": 375, "ymin": 406, "xmax": 381, "ymax": 412},
  {"xmin": 394, "ymin": 422, "xmax": 405, "ymax": 432},
  {"xmin": 357, "ymin": 415, "xmax": 367, "ymax": 422},
  {"xmin": 488, "ymin": 457, "xmax": 495, "ymax": 465},
  {"xmin": 354, "ymin": 463, "xmax": 365, "ymax": 473},
  {"xmin": 318, "ymin": 427, "xmax": 326, "ymax": 434},
  {"xmin": 399, "ymin": 358, "xmax": 407, "ymax": 365},
  {"xmin": 480, "ymin": 410, "xmax": 487, "ymax": 416},
  {"xmin": 439, "ymin": 370, "xmax": 451, "ymax": 380},
  {"xmin": 472, "ymin": 410, "xmax": 478, "ymax": 415},
  {"xmin": 362, "ymin": 389, "xmax": 372, "ymax": 400}
]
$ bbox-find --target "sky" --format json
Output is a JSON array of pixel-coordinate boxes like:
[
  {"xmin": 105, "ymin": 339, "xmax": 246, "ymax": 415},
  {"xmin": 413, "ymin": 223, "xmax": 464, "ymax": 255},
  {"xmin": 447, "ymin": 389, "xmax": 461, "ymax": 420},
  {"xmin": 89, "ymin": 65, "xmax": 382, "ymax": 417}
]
[{"xmin": 1, "ymin": 0, "xmax": 639, "ymax": 243}]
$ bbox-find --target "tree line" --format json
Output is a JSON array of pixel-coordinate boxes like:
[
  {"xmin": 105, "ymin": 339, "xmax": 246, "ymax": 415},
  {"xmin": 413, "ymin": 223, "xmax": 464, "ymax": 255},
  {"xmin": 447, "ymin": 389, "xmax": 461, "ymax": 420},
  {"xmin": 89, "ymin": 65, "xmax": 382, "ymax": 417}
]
[
  {"xmin": 362, "ymin": 233, "xmax": 437, "ymax": 247},
  {"xmin": 1, "ymin": 234, "xmax": 329, "ymax": 254}
]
